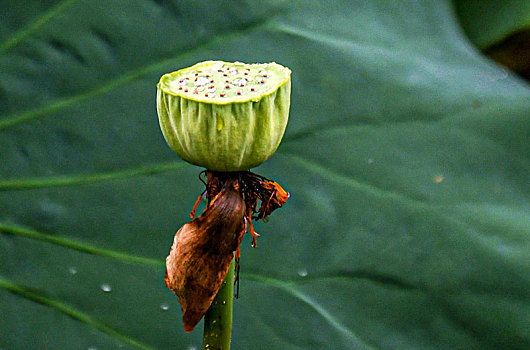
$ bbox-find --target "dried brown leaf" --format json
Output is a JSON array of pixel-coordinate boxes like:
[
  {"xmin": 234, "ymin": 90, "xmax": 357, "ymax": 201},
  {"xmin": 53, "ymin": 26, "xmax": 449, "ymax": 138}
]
[{"xmin": 165, "ymin": 179, "xmax": 246, "ymax": 332}]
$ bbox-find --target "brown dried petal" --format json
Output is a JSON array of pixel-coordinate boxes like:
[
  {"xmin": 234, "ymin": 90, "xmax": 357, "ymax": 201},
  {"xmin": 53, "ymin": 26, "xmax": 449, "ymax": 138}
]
[{"xmin": 165, "ymin": 180, "xmax": 246, "ymax": 332}]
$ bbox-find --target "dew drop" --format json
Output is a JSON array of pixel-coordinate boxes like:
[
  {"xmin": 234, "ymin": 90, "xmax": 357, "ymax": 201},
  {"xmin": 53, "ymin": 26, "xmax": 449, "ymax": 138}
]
[
  {"xmin": 68, "ymin": 267, "xmax": 78, "ymax": 275},
  {"xmin": 367, "ymin": 158, "xmax": 374, "ymax": 164},
  {"xmin": 222, "ymin": 301, "xmax": 226, "ymax": 305},
  {"xmin": 100, "ymin": 283, "xmax": 112, "ymax": 292},
  {"xmin": 160, "ymin": 303, "xmax": 169, "ymax": 311},
  {"xmin": 188, "ymin": 346, "xmax": 198, "ymax": 350},
  {"xmin": 216, "ymin": 115, "xmax": 224, "ymax": 131},
  {"xmin": 298, "ymin": 268, "xmax": 308, "ymax": 277},
  {"xmin": 88, "ymin": 347, "xmax": 97, "ymax": 350}
]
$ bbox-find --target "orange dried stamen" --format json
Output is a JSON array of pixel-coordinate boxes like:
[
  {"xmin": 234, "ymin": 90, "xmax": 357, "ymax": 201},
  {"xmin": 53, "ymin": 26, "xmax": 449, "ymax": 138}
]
[
  {"xmin": 247, "ymin": 214, "xmax": 259, "ymax": 247},
  {"xmin": 190, "ymin": 192, "xmax": 204, "ymax": 218}
]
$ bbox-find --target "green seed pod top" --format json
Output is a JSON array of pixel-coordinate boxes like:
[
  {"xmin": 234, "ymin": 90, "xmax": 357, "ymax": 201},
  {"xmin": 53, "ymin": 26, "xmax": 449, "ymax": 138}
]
[{"xmin": 156, "ymin": 60, "xmax": 291, "ymax": 171}]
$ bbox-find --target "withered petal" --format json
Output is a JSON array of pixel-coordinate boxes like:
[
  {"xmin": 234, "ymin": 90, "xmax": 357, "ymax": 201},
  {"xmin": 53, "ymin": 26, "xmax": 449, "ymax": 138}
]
[{"xmin": 165, "ymin": 179, "xmax": 246, "ymax": 332}]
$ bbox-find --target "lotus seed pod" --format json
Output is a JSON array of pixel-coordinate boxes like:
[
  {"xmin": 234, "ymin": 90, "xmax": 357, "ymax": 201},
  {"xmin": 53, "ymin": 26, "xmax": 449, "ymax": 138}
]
[{"xmin": 156, "ymin": 60, "xmax": 291, "ymax": 171}]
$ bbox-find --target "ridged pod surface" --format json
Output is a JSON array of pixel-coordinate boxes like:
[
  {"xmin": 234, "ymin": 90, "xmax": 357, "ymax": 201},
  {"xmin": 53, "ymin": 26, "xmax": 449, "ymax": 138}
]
[{"xmin": 157, "ymin": 61, "xmax": 291, "ymax": 171}]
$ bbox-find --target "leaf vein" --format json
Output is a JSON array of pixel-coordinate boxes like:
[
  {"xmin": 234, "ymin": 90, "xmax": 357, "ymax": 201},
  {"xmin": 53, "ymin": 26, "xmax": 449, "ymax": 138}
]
[
  {"xmin": 0, "ymin": 0, "xmax": 80, "ymax": 55},
  {"xmin": 0, "ymin": 161, "xmax": 186, "ymax": 191},
  {"xmin": 0, "ymin": 222, "xmax": 164, "ymax": 268},
  {"xmin": 0, "ymin": 276, "xmax": 156, "ymax": 350},
  {"xmin": 242, "ymin": 273, "xmax": 376, "ymax": 349}
]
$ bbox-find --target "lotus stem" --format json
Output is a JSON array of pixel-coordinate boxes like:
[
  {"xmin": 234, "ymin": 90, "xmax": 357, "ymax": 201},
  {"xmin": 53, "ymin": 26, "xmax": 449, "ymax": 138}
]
[{"xmin": 202, "ymin": 259, "xmax": 235, "ymax": 350}]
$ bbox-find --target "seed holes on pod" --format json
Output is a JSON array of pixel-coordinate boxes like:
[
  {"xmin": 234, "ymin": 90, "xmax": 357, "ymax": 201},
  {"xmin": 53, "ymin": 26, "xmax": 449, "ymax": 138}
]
[
  {"xmin": 233, "ymin": 79, "xmax": 246, "ymax": 87},
  {"xmin": 194, "ymin": 77, "xmax": 209, "ymax": 86}
]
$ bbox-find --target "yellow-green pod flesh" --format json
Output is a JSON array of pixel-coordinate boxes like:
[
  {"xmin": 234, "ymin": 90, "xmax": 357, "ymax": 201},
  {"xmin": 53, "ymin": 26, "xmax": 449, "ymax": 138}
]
[{"xmin": 156, "ymin": 60, "xmax": 291, "ymax": 171}]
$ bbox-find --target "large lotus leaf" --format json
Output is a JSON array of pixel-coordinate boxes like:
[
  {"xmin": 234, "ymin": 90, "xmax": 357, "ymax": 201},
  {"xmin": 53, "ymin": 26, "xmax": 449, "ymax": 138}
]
[{"xmin": 1, "ymin": 1, "xmax": 529, "ymax": 349}]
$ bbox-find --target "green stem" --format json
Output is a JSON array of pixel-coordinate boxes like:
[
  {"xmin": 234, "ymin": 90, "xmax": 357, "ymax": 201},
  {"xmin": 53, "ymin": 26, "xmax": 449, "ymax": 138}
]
[{"xmin": 202, "ymin": 258, "xmax": 235, "ymax": 350}]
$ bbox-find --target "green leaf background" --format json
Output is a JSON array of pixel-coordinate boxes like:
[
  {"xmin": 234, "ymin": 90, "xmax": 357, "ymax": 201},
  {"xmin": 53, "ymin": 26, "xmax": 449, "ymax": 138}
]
[{"xmin": 1, "ymin": 1, "xmax": 529, "ymax": 349}]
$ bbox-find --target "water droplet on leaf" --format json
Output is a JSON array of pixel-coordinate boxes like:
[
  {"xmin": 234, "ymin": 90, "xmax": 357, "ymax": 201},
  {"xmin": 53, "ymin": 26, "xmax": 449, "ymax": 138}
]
[{"xmin": 298, "ymin": 268, "xmax": 308, "ymax": 277}]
